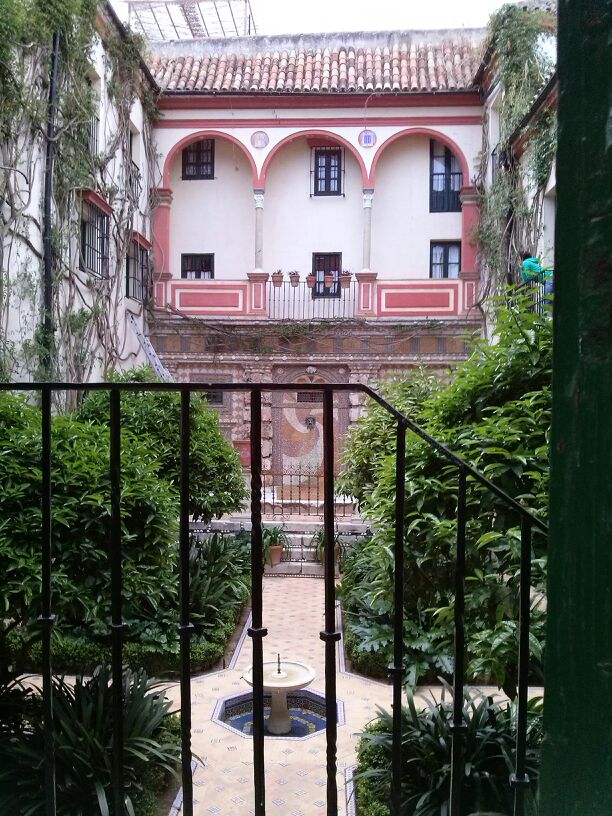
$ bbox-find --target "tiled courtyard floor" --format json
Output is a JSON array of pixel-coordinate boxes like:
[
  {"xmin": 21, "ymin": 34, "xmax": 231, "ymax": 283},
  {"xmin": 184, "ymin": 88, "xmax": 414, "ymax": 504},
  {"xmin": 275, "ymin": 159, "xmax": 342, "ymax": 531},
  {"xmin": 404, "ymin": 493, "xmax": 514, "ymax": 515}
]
[{"xmin": 167, "ymin": 577, "xmax": 393, "ymax": 815}]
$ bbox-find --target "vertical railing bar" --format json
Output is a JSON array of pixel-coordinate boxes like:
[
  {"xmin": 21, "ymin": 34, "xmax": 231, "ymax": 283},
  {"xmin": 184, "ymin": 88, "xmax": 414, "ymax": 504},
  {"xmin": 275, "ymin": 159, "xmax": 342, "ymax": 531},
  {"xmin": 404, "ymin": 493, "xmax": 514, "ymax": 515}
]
[
  {"xmin": 511, "ymin": 516, "xmax": 533, "ymax": 816},
  {"xmin": 450, "ymin": 465, "xmax": 468, "ymax": 816},
  {"xmin": 390, "ymin": 419, "xmax": 406, "ymax": 815},
  {"xmin": 40, "ymin": 384, "xmax": 56, "ymax": 815},
  {"xmin": 248, "ymin": 387, "xmax": 267, "ymax": 816},
  {"xmin": 178, "ymin": 388, "xmax": 195, "ymax": 815},
  {"xmin": 321, "ymin": 386, "xmax": 340, "ymax": 816},
  {"xmin": 110, "ymin": 387, "xmax": 125, "ymax": 815}
]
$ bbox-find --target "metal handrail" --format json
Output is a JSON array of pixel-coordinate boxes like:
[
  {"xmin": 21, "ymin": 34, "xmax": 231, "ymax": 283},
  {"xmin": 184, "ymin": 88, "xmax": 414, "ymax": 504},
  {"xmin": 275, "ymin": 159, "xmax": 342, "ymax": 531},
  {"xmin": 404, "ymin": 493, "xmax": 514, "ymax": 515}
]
[{"xmin": 1, "ymin": 380, "xmax": 547, "ymax": 816}]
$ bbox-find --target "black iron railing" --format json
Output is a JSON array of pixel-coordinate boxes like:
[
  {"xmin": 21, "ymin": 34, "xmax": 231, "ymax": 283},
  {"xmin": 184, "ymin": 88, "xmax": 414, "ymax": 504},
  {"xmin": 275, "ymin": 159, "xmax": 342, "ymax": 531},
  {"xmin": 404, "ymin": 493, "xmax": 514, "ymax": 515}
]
[
  {"xmin": 267, "ymin": 280, "xmax": 357, "ymax": 320},
  {"xmin": 262, "ymin": 463, "xmax": 353, "ymax": 517},
  {"xmin": 3, "ymin": 380, "xmax": 547, "ymax": 816}
]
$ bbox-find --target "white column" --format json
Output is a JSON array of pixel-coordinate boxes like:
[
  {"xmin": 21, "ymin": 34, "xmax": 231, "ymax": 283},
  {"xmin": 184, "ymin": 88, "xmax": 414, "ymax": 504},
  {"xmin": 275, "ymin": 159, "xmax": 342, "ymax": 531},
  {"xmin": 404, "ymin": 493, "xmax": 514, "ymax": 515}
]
[
  {"xmin": 362, "ymin": 189, "xmax": 374, "ymax": 270},
  {"xmin": 254, "ymin": 189, "xmax": 265, "ymax": 269}
]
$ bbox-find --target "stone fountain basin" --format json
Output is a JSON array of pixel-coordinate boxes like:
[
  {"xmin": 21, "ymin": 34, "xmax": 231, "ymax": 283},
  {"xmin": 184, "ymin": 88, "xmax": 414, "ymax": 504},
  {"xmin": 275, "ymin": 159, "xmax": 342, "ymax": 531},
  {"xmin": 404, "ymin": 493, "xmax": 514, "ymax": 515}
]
[{"xmin": 244, "ymin": 661, "xmax": 315, "ymax": 691}]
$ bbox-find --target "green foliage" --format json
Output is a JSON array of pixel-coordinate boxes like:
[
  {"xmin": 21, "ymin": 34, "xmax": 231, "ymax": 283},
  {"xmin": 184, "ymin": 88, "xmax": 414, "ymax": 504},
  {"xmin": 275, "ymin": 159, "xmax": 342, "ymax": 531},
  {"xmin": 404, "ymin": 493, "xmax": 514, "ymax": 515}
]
[
  {"xmin": 488, "ymin": 4, "xmax": 554, "ymax": 141},
  {"xmin": 0, "ymin": 391, "xmax": 179, "ymax": 680},
  {"xmin": 477, "ymin": 4, "xmax": 556, "ymax": 286},
  {"xmin": 339, "ymin": 303, "xmax": 551, "ymax": 692},
  {"xmin": 78, "ymin": 367, "xmax": 247, "ymax": 522},
  {"xmin": 337, "ymin": 368, "xmax": 440, "ymax": 504},
  {"xmin": 189, "ymin": 531, "xmax": 251, "ymax": 637},
  {"xmin": 356, "ymin": 686, "xmax": 543, "ymax": 816},
  {"xmin": 0, "ymin": 666, "xmax": 180, "ymax": 815}
]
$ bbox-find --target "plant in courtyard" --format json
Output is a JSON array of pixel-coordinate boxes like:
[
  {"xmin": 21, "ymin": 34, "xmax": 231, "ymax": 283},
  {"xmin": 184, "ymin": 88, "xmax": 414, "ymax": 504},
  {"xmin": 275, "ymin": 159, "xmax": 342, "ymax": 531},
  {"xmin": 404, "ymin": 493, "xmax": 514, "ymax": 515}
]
[
  {"xmin": 0, "ymin": 390, "xmax": 179, "ymax": 681},
  {"xmin": 356, "ymin": 686, "xmax": 542, "ymax": 816},
  {"xmin": 0, "ymin": 666, "xmax": 181, "ymax": 814},
  {"xmin": 78, "ymin": 366, "xmax": 247, "ymax": 522},
  {"xmin": 263, "ymin": 525, "xmax": 289, "ymax": 566},
  {"xmin": 338, "ymin": 301, "xmax": 551, "ymax": 691},
  {"xmin": 189, "ymin": 532, "xmax": 251, "ymax": 637}
]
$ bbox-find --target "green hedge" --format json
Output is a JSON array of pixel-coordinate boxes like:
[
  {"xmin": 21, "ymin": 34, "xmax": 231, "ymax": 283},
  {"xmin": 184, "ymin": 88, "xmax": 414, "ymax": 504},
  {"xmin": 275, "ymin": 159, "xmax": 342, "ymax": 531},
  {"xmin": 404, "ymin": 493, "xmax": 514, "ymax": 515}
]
[{"xmin": 338, "ymin": 299, "xmax": 551, "ymax": 693}]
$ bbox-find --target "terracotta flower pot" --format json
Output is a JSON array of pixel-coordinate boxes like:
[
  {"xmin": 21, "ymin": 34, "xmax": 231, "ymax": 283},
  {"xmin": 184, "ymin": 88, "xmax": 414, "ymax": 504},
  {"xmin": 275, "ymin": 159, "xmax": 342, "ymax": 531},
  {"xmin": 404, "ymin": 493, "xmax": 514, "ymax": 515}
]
[
  {"xmin": 289, "ymin": 273, "xmax": 300, "ymax": 288},
  {"xmin": 271, "ymin": 272, "xmax": 283, "ymax": 288},
  {"xmin": 306, "ymin": 275, "xmax": 316, "ymax": 289},
  {"xmin": 268, "ymin": 544, "xmax": 284, "ymax": 566},
  {"xmin": 324, "ymin": 273, "xmax": 334, "ymax": 288},
  {"xmin": 340, "ymin": 274, "xmax": 351, "ymax": 289}
]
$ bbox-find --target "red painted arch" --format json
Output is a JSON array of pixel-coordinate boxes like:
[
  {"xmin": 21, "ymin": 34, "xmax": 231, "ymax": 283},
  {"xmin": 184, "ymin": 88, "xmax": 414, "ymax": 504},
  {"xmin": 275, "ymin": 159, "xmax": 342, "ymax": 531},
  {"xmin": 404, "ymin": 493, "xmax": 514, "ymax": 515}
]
[
  {"xmin": 369, "ymin": 127, "xmax": 470, "ymax": 186},
  {"xmin": 259, "ymin": 129, "xmax": 369, "ymax": 188},
  {"xmin": 162, "ymin": 130, "xmax": 259, "ymax": 187}
]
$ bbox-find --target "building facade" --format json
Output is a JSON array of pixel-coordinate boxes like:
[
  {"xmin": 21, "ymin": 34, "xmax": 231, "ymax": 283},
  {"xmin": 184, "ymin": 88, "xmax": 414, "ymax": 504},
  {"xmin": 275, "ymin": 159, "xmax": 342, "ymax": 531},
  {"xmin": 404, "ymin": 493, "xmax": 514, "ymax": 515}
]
[
  {"xmin": 146, "ymin": 31, "xmax": 486, "ymax": 478},
  {"xmin": 0, "ymin": 3, "xmax": 154, "ymax": 387}
]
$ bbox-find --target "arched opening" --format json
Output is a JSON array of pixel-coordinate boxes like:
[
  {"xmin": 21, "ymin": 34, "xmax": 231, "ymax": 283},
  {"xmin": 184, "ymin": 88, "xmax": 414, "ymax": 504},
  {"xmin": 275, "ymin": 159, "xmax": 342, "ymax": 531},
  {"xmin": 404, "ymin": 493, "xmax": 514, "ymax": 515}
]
[
  {"xmin": 163, "ymin": 132, "xmax": 256, "ymax": 280},
  {"xmin": 370, "ymin": 131, "xmax": 467, "ymax": 280},
  {"xmin": 262, "ymin": 132, "xmax": 365, "ymax": 280}
]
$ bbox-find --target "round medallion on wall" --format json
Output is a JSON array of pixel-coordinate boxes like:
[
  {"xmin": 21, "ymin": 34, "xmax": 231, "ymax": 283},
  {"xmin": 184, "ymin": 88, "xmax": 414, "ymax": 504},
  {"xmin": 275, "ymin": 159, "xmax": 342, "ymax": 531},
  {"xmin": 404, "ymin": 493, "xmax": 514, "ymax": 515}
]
[
  {"xmin": 251, "ymin": 130, "xmax": 269, "ymax": 148},
  {"xmin": 358, "ymin": 129, "xmax": 377, "ymax": 148}
]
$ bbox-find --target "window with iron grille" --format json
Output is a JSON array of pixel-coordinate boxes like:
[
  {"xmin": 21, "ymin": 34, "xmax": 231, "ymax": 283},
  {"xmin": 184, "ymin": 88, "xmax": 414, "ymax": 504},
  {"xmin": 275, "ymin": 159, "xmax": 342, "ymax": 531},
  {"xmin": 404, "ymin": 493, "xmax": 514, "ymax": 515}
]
[
  {"xmin": 182, "ymin": 139, "xmax": 215, "ymax": 179},
  {"xmin": 430, "ymin": 140, "xmax": 462, "ymax": 212},
  {"xmin": 80, "ymin": 200, "xmax": 109, "ymax": 277},
  {"xmin": 126, "ymin": 241, "xmax": 149, "ymax": 301},
  {"xmin": 430, "ymin": 241, "xmax": 461, "ymax": 279},
  {"xmin": 312, "ymin": 253, "xmax": 341, "ymax": 298},
  {"xmin": 204, "ymin": 390, "xmax": 224, "ymax": 406},
  {"xmin": 312, "ymin": 147, "xmax": 343, "ymax": 196},
  {"xmin": 296, "ymin": 391, "xmax": 324, "ymax": 403},
  {"xmin": 181, "ymin": 254, "xmax": 214, "ymax": 280}
]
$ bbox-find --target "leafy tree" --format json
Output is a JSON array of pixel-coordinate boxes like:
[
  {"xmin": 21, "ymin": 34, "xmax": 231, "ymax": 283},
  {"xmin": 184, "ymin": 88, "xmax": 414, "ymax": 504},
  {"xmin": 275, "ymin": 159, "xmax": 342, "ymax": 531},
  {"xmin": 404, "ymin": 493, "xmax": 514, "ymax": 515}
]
[
  {"xmin": 0, "ymin": 391, "xmax": 179, "ymax": 681},
  {"xmin": 78, "ymin": 366, "xmax": 247, "ymax": 522},
  {"xmin": 339, "ymin": 300, "xmax": 551, "ymax": 692}
]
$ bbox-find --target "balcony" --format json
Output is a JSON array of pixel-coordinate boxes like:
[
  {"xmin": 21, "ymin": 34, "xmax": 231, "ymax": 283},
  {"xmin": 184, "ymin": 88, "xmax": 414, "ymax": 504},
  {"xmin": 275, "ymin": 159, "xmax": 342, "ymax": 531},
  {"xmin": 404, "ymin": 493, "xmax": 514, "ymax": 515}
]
[{"xmin": 156, "ymin": 272, "xmax": 478, "ymax": 321}]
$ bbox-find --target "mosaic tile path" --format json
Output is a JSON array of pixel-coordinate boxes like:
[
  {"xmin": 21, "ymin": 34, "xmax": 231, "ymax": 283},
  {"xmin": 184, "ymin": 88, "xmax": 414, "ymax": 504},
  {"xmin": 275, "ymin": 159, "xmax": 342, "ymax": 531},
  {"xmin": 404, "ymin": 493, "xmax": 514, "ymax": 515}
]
[{"xmin": 167, "ymin": 577, "xmax": 393, "ymax": 815}]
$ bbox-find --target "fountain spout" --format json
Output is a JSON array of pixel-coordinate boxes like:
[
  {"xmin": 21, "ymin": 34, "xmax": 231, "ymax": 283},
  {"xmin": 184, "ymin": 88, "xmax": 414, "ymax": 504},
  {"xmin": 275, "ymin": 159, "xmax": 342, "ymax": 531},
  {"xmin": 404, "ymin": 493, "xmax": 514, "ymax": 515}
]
[{"xmin": 277, "ymin": 653, "xmax": 282, "ymax": 674}]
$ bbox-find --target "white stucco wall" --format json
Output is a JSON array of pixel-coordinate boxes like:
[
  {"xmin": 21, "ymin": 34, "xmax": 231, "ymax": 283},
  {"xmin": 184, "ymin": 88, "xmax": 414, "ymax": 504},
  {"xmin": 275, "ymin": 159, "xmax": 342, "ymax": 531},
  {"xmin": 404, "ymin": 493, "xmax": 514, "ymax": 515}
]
[
  {"xmin": 371, "ymin": 135, "xmax": 462, "ymax": 278},
  {"xmin": 264, "ymin": 138, "xmax": 363, "ymax": 276},
  {"xmin": 169, "ymin": 138, "xmax": 255, "ymax": 277}
]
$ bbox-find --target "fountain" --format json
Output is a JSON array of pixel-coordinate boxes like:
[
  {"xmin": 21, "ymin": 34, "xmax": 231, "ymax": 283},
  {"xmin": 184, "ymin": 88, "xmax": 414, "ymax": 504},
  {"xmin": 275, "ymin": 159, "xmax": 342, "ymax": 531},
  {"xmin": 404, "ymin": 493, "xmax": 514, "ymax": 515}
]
[{"xmin": 244, "ymin": 654, "xmax": 316, "ymax": 735}]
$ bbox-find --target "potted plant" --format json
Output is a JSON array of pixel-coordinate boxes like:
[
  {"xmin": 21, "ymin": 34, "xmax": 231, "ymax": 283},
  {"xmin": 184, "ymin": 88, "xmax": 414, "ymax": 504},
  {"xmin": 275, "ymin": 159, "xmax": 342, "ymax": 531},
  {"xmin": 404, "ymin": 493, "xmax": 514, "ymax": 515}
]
[
  {"xmin": 263, "ymin": 525, "xmax": 288, "ymax": 566},
  {"xmin": 324, "ymin": 270, "xmax": 334, "ymax": 289},
  {"xmin": 289, "ymin": 271, "xmax": 300, "ymax": 287},
  {"xmin": 340, "ymin": 269, "xmax": 352, "ymax": 289},
  {"xmin": 306, "ymin": 272, "xmax": 316, "ymax": 289},
  {"xmin": 271, "ymin": 269, "xmax": 284, "ymax": 287},
  {"xmin": 311, "ymin": 529, "xmax": 344, "ymax": 566}
]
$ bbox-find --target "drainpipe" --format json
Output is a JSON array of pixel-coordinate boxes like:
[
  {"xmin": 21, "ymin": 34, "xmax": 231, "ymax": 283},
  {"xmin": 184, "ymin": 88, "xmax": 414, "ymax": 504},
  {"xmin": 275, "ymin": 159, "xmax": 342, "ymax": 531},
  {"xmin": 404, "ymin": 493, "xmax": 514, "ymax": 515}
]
[{"xmin": 41, "ymin": 32, "xmax": 60, "ymax": 375}]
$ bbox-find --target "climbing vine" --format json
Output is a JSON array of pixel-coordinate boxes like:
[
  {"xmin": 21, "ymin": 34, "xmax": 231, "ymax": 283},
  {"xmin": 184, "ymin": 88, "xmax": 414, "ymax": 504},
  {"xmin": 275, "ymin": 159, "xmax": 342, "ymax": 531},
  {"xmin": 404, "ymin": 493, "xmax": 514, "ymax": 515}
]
[
  {"xmin": 475, "ymin": 3, "xmax": 556, "ymax": 299},
  {"xmin": 0, "ymin": 0, "xmax": 160, "ymax": 398}
]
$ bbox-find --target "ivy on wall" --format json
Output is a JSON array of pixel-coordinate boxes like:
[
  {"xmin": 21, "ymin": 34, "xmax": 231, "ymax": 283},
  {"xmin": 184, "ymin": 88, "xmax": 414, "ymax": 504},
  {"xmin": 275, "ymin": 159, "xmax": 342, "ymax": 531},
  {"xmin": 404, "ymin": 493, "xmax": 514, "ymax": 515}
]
[
  {"xmin": 476, "ymin": 3, "xmax": 556, "ymax": 296},
  {"xmin": 0, "ymin": 0, "xmax": 159, "ymax": 396}
]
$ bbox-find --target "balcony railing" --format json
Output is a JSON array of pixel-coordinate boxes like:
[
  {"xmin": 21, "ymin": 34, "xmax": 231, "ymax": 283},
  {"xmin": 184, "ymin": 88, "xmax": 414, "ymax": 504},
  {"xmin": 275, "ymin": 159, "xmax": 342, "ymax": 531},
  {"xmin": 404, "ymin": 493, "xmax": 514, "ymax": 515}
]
[
  {"xmin": 267, "ymin": 280, "xmax": 357, "ymax": 320},
  {"xmin": 3, "ymin": 380, "xmax": 546, "ymax": 816}
]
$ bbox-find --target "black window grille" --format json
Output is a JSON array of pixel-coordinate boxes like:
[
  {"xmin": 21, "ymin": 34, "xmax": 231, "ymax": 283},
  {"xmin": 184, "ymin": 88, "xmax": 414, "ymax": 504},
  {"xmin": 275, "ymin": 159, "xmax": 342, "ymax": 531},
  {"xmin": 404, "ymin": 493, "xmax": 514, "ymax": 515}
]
[
  {"xmin": 126, "ymin": 241, "xmax": 149, "ymax": 301},
  {"xmin": 80, "ymin": 200, "xmax": 109, "ymax": 277},
  {"xmin": 430, "ymin": 241, "xmax": 461, "ymax": 279},
  {"xmin": 204, "ymin": 390, "xmax": 224, "ymax": 406},
  {"xmin": 181, "ymin": 254, "xmax": 214, "ymax": 280},
  {"xmin": 312, "ymin": 147, "xmax": 343, "ymax": 196},
  {"xmin": 296, "ymin": 391, "xmax": 324, "ymax": 403},
  {"xmin": 312, "ymin": 253, "xmax": 341, "ymax": 298},
  {"xmin": 182, "ymin": 139, "xmax": 215, "ymax": 180},
  {"xmin": 430, "ymin": 140, "xmax": 462, "ymax": 212}
]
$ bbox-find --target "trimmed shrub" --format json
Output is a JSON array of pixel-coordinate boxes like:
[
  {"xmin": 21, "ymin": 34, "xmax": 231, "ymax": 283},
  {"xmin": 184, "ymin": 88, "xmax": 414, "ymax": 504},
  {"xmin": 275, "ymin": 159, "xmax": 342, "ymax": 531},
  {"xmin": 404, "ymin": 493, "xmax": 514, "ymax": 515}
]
[
  {"xmin": 78, "ymin": 366, "xmax": 247, "ymax": 522},
  {"xmin": 338, "ymin": 301, "xmax": 551, "ymax": 692}
]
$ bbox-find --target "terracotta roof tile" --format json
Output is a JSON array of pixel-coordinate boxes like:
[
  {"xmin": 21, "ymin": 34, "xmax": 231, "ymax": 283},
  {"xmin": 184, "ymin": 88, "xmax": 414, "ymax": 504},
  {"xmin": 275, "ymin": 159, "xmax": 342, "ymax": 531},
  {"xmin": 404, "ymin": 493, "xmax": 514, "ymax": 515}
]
[{"xmin": 149, "ymin": 30, "xmax": 484, "ymax": 94}]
